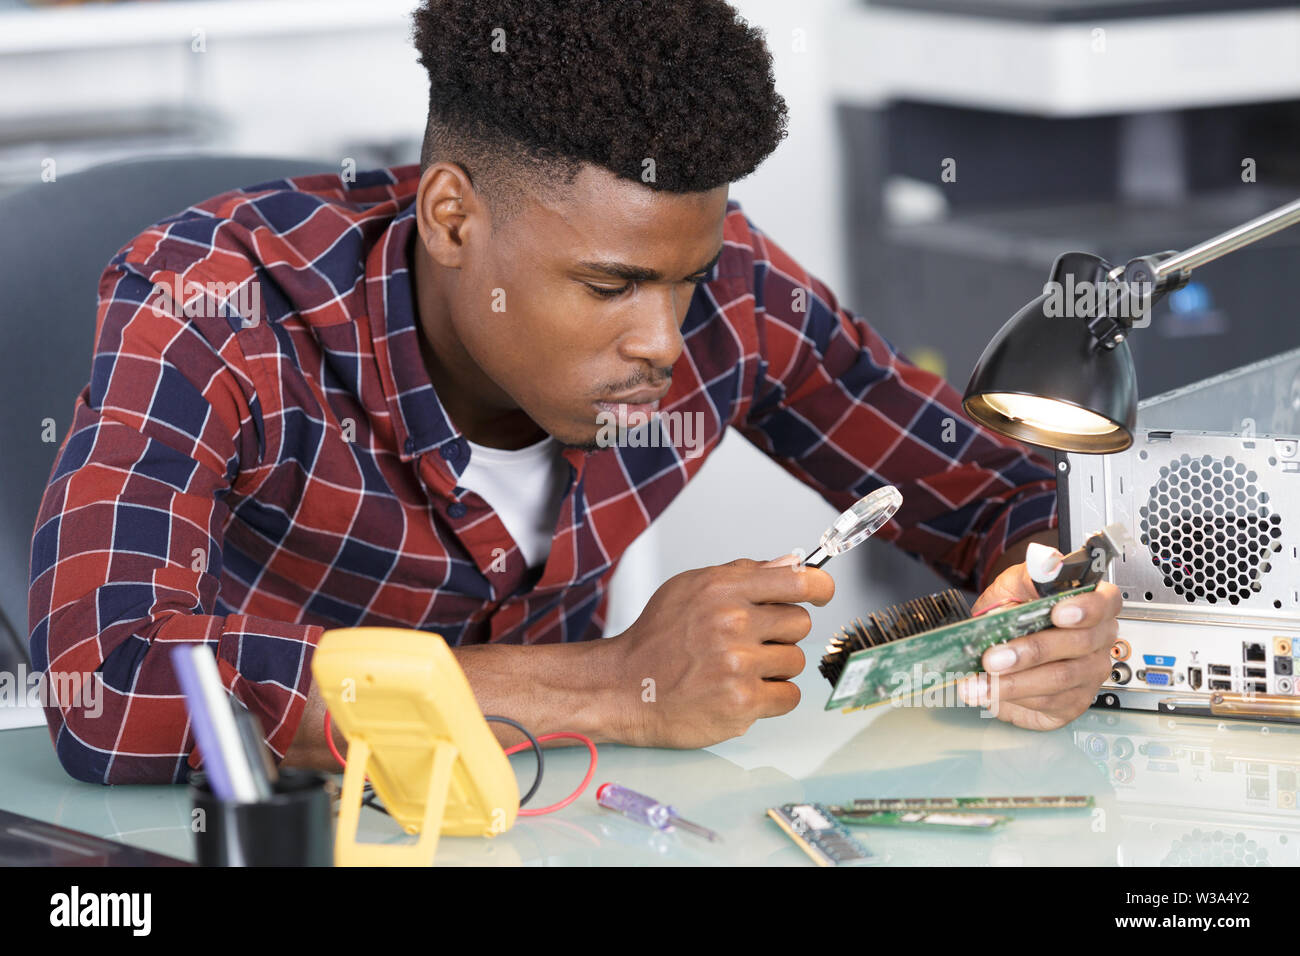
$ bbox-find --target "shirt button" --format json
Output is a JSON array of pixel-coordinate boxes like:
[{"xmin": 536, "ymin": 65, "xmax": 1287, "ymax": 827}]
[
  {"xmin": 447, "ymin": 501, "xmax": 467, "ymax": 518},
  {"xmin": 441, "ymin": 441, "xmax": 461, "ymax": 461},
  {"xmin": 403, "ymin": 438, "xmax": 415, "ymax": 455}
]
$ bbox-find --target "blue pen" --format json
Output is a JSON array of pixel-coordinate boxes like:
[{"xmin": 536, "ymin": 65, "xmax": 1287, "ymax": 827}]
[{"xmin": 172, "ymin": 645, "xmax": 237, "ymax": 801}]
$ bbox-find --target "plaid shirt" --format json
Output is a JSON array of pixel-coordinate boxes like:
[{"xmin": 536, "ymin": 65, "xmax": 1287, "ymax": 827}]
[{"xmin": 28, "ymin": 165, "xmax": 1058, "ymax": 784}]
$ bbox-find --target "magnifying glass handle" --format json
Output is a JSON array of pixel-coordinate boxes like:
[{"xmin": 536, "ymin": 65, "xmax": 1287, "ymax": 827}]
[{"xmin": 801, "ymin": 546, "xmax": 832, "ymax": 569}]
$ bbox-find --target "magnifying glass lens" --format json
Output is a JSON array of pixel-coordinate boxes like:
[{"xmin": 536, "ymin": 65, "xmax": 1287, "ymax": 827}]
[
  {"xmin": 802, "ymin": 486, "xmax": 902, "ymax": 568},
  {"xmin": 822, "ymin": 486, "xmax": 902, "ymax": 554}
]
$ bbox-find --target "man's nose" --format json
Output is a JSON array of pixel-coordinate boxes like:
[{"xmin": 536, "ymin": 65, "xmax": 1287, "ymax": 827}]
[{"xmin": 619, "ymin": 285, "xmax": 686, "ymax": 368}]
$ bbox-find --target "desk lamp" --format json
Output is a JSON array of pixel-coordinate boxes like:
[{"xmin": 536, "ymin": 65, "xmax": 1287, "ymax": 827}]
[{"xmin": 962, "ymin": 197, "xmax": 1300, "ymax": 453}]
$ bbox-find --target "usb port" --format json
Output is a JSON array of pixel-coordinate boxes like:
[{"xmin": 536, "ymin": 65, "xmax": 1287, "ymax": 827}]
[
  {"xmin": 1209, "ymin": 665, "xmax": 1231, "ymax": 676},
  {"xmin": 1246, "ymin": 667, "xmax": 1266, "ymax": 679},
  {"xmin": 1249, "ymin": 681, "xmax": 1268, "ymax": 695},
  {"xmin": 1210, "ymin": 679, "xmax": 1233, "ymax": 691}
]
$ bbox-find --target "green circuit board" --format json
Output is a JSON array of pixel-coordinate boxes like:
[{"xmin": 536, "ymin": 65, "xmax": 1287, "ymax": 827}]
[
  {"xmin": 822, "ymin": 585, "xmax": 1096, "ymax": 712},
  {"xmin": 833, "ymin": 810, "xmax": 1009, "ymax": 831},
  {"xmin": 831, "ymin": 795, "xmax": 1094, "ymax": 813}
]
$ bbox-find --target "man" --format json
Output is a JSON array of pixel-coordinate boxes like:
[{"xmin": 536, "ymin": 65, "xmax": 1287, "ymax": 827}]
[{"xmin": 29, "ymin": 0, "xmax": 1119, "ymax": 784}]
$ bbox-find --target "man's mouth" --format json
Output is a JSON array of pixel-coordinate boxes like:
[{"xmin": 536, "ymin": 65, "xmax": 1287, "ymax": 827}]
[{"xmin": 595, "ymin": 384, "xmax": 670, "ymax": 419}]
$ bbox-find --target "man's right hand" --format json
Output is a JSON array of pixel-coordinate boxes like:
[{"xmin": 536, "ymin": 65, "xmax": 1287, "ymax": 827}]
[
  {"xmin": 285, "ymin": 554, "xmax": 835, "ymax": 769},
  {"xmin": 608, "ymin": 555, "xmax": 834, "ymax": 748}
]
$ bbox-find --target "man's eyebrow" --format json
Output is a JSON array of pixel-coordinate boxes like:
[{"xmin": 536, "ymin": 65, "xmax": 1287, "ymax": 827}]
[{"xmin": 576, "ymin": 245, "xmax": 724, "ymax": 283}]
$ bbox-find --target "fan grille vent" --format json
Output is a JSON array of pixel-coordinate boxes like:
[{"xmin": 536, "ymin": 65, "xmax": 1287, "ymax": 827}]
[{"xmin": 1138, "ymin": 453, "xmax": 1283, "ymax": 605}]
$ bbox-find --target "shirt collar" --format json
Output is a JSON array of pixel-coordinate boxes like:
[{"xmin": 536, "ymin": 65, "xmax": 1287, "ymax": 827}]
[{"xmin": 364, "ymin": 201, "xmax": 465, "ymax": 473}]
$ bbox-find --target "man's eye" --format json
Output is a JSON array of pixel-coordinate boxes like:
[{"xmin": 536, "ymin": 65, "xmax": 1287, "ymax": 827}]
[
  {"xmin": 689, "ymin": 263, "xmax": 721, "ymax": 285},
  {"xmin": 586, "ymin": 283, "xmax": 630, "ymax": 298}
]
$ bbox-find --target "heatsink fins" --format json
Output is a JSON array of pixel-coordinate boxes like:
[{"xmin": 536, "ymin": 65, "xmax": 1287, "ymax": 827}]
[{"xmin": 818, "ymin": 588, "xmax": 972, "ymax": 687}]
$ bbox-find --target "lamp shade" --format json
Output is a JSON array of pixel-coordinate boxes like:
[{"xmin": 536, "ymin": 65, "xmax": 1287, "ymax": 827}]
[{"xmin": 962, "ymin": 252, "xmax": 1138, "ymax": 453}]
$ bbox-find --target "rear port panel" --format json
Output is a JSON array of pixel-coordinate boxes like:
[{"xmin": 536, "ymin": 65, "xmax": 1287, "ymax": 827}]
[{"xmin": 1097, "ymin": 619, "xmax": 1300, "ymax": 713}]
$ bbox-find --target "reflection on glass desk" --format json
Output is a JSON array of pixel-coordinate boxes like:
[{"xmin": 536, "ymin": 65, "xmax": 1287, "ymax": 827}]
[{"xmin": 1072, "ymin": 709, "xmax": 1298, "ymax": 866}]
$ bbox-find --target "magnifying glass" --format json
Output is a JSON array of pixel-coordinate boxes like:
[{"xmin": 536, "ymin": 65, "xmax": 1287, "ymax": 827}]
[{"xmin": 799, "ymin": 485, "xmax": 903, "ymax": 569}]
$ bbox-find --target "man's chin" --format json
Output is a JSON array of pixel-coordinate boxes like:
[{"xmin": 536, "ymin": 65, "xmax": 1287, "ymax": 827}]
[
  {"xmin": 538, "ymin": 417, "xmax": 604, "ymax": 454},
  {"xmin": 556, "ymin": 434, "xmax": 605, "ymax": 454}
]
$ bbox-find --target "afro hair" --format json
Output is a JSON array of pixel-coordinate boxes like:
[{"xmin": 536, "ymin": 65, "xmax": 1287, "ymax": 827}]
[{"xmin": 412, "ymin": 0, "xmax": 788, "ymax": 222}]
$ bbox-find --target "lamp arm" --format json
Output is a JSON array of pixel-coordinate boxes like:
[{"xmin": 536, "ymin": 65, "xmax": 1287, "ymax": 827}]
[
  {"xmin": 1155, "ymin": 196, "xmax": 1300, "ymax": 281},
  {"xmin": 1111, "ymin": 196, "xmax": 1300, "ymax": 293},
  {"xmin": 1092, "ymin": 196, "xmax": 1300, "ymax": 347}
]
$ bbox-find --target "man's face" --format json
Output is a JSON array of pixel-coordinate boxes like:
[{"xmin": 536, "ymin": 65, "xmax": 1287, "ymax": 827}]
[{"xmin": 438, "ymin": 165, "xmax": 730, "ymax": 449}]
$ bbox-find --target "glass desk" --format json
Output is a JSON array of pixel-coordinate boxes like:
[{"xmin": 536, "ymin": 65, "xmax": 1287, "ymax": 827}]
[{"xmin": 2, "ymin": 657, "xmax": 1296, "ymax": 866}]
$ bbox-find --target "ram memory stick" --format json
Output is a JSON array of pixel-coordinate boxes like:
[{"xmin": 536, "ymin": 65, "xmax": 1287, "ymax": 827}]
[
  {"xmin": 766, "ymin": 803, "xmax": 880, "ymax": 867},
  {"xmin": 833, "ymin": 810, "xmax": 1008, "ymax": 831},
  {"xmin": 832, "ymin": 795, "xmax": 1094, "ymax": 813}
]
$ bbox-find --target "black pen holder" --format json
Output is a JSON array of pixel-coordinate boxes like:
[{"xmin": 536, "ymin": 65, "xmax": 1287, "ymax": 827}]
[{"xmin": 190, "ymin": 768, "xmax": 334, "ymax": 866}]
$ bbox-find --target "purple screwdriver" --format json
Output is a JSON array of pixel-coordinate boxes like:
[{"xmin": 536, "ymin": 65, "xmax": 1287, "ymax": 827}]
[{"xmin": 596, "ymin": 783, "xmax": 722, "ymax": 842}]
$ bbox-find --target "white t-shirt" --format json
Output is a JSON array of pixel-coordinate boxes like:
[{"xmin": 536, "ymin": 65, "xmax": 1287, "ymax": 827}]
[{"xmin": 456, "ymin": 435, "xmax": 569, "ymax": 569}]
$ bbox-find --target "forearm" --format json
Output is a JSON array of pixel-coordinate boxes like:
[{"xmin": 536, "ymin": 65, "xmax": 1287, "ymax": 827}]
[
  {"xmin": 281, "ymin": 637, "xmax": 627, "ymax": 771},
  {"xmin": 281, "ymin": 679, "xmax": 341, "ymax": 772},
  {"xmin": 454, "ymin": 639, "xmax": 627, "ymax": 747}
]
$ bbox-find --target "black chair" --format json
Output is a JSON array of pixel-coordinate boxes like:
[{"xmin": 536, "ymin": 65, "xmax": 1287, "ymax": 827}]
[{"xmin": 0, "ymin": 155, "xmax": 334, "ymax": 670}]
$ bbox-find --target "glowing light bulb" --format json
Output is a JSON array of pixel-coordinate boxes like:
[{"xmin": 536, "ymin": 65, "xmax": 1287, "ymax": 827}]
[{"xmin": 984, "ymin": 393, "xmax": 1118, "ymax": 437}]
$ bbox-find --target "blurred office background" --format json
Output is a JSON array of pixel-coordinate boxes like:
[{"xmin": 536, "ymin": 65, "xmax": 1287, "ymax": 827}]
[{"xmin": 2, "ymin": 0, "xmax": 1299, "ymax": 676}]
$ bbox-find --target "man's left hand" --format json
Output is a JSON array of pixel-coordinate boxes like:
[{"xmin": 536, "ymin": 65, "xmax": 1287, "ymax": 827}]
[{"xmin": 956, "ymin": 558, "xmax": 1122, "ymax": 730}]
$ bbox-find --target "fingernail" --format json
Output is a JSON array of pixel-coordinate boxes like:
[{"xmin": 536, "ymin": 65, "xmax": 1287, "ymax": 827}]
[
  {"xmin": 985, "ymin": 646, "xmax": 1017, "ymax": 672},
  {"xmin": 1054, "ymin": 603, "xmax": 1084, "ymax": 626},
  {"xmin": 959, "ymin": 674, "xmax": 989, "ymax": 704}
]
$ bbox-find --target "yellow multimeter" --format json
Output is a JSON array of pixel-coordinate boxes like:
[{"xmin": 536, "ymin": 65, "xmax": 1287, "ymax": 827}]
[{"xmin": 311, "ymin": 627, "xmax": 519, "ymax": 866}]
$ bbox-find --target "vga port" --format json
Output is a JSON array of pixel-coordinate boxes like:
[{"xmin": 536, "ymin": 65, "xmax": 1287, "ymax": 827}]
[{"xmin": 1143, "ymin": 668, "xmax": 1173, "ymax": 686}]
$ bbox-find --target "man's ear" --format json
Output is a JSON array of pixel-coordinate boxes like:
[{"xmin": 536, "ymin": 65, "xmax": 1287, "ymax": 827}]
[{"xmin": 414, "ymin": 163, "xmax": 478, "ymax": 269}]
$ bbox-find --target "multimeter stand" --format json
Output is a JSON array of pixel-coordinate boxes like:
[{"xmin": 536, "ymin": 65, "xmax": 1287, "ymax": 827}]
[{"xmin": 334, "ymin": 737, "xmax": 459, "ymax": 867}]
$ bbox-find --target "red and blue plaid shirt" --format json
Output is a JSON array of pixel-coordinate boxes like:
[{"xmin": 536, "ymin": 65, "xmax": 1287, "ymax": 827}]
[{"xmin": 28, "ymin": 165, "xmax": 1058, "ymax": 784}]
